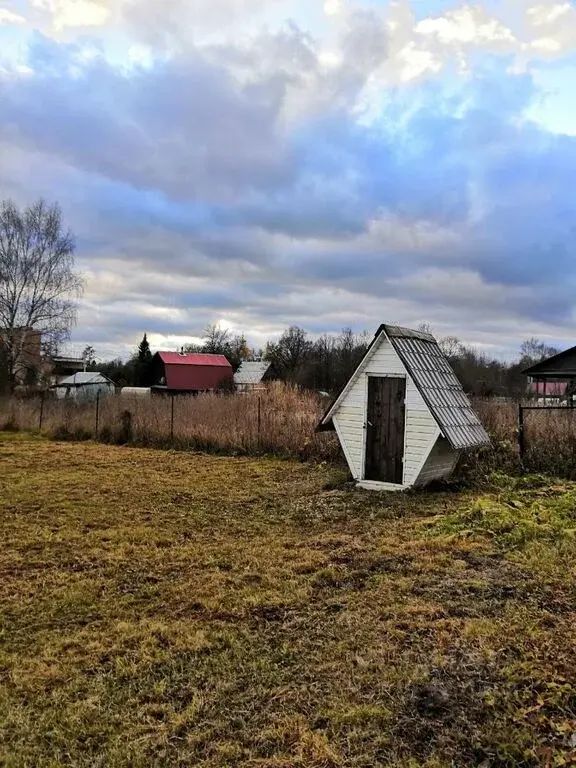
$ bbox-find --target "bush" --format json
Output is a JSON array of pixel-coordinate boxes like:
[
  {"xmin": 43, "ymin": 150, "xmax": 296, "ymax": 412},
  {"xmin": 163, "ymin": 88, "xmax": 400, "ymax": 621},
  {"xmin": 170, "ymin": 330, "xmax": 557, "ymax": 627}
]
[
  {"xmin": 51, "ymin": 425, "xmax": 72, "ymax": 441},
  {"xmin": 0, "ymin": 416, "xmax": 18, "ymax": 432}
]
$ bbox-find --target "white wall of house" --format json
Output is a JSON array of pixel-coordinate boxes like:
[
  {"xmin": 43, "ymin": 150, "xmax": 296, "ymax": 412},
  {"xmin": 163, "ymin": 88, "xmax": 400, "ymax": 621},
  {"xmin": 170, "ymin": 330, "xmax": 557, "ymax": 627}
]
[
  {"xmin": 415, "ymin": 437, "xmax": 460, "ymax": 486},
  {"xmin": 55, "ymin": 381, "xmax": 114, "ymax": 401},
  {"xmin": 331, "ymin": 333, "xmax": 451, "ymax": 489}
]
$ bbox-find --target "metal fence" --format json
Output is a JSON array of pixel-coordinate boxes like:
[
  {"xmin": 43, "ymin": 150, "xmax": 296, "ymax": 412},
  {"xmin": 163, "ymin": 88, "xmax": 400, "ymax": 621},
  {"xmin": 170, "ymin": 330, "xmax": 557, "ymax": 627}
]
[
  {"xmin": 0, "ymin": 388, "xmax": 336, "ymax": 460},
  {"xmin": 518, "ymin": 400, "xmax": 576, "ymax": 466}
]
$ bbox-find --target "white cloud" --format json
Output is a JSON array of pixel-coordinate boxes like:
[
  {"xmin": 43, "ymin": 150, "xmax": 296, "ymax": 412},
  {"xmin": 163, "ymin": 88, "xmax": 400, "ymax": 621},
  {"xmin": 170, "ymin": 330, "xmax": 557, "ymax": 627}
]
[
  {"xmin": 324, "ymin": 0, "xmax": 341, "ymax": 16},
  {"xmin": 416, "ymin": 5, "xmax": 515, "ymax": 45},
  {"xmin": 397, "ymin": 42, "xmax": 441, "ymax": 81},
  {"xmin": 526, "ymin": 3, "xmax": 571, "ymax": 27},
  {"xmin": 530, "ymin": 36, "xmax": 561, "ymax": 52},
  {"xmin": 0, "ymin": 7, "xmax": 26, "ymax": 25},
  {"xmin": 30, "ymin": 0, "xmax": 110, "ymax": 29}
]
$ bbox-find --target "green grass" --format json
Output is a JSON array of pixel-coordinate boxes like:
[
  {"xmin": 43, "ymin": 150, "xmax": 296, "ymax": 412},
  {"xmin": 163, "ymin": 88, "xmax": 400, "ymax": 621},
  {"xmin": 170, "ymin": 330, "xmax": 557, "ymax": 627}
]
[{"xmin": 2, "ymin": 435, "xmax": 576, "ymax": 766}]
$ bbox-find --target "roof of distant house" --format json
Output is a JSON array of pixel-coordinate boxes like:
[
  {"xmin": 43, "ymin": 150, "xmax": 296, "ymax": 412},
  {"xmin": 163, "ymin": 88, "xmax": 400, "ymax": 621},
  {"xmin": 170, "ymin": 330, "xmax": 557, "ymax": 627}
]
[
  {"xmin": 523, "ymin": 345, "xmax": 576, "ymax": 378},
  {"xmin": 54, "ymin": 372, "xmax": 114, "ymax": 387},
  {"xmin": 156, "ymin": 352, "xmax": 231, "ymax": 367},
  {"xmin": 234, "ymin": 361, "xmax": 271, "ymax": 385},
  {"xmin": 51, "ymin": 356, "xmax": 85, "ymax": 364}
]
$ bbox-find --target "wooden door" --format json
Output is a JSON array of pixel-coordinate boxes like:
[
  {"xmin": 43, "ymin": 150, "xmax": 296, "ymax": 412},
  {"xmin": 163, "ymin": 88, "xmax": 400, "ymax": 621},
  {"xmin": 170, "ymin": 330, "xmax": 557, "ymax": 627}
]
[{"xmin": 365, "ymin": 377, "xmax": 406, "ymax": 484}]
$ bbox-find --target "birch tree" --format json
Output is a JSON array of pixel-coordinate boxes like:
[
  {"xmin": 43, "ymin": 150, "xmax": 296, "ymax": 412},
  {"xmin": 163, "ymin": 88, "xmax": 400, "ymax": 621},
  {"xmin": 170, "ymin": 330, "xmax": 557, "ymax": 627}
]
[{"xmin": 0, "ymin": 199, "xmax": 83, "ymax": 391}]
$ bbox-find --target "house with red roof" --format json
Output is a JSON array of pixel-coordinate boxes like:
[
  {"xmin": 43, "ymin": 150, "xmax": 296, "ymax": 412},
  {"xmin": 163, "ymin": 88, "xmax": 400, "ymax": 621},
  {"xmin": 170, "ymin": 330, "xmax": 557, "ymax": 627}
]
[{"xmin": 151, "ymin": 351, "xmax": 233, "ymax": 394}]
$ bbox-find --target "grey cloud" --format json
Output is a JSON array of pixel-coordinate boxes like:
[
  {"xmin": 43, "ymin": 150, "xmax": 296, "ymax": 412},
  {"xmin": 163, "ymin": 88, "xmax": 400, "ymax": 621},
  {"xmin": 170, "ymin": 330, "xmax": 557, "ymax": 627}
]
[
  {"xmin": 1, "ymin": 35, "xmax": 294, "ymax": 201},
  {"xmin": 3, "ymin": 9, "xmax": 576, "ymax": 360}
]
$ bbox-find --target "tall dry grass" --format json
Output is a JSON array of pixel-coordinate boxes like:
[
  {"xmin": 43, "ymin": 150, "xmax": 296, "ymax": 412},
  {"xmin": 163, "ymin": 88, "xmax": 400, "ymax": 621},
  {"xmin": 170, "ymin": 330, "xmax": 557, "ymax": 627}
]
[
  {"xmin": 468, "ymin": 398, "xmax": 576, "ymax": 480},
  {"xmin": 0, "ymin": 383, "xmax": 339, "ymax": 461},
  {"xmin": 4, "ymin": 389, "xmax": 576, "ymax": 479}
]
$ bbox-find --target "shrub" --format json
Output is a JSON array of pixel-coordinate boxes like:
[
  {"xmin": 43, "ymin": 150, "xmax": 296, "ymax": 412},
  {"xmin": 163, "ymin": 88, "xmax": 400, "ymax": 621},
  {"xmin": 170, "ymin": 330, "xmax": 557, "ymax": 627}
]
[
  {"xmin": 0, "ymin": 416, "xmax": 18, "ymax": 432},
  {"xmin": 51, "ymin": 425, "xmax": 72, "ymax": 441}
]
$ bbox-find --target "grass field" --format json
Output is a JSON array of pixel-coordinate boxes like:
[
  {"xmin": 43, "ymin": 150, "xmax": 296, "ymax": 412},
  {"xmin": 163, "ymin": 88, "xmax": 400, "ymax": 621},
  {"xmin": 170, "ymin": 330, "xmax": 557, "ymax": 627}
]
[{"xmin": 2, "ymin": 434, "xmax": 576, "ymax": 767}]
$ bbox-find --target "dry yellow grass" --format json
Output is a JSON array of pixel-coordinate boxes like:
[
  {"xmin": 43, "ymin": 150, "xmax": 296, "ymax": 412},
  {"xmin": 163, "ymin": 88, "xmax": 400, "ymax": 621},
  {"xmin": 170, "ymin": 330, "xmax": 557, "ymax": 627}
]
[
  {"xmin": 5, "ymin": 391, "xmax": 576, "ymax": 480},
  {"xmin": 0, "ymin": 383, "xmax": 339, "ymax": 461},
  {"xmin": 2, "ymin": 433, "xmax": 576, "ymax": 766}
]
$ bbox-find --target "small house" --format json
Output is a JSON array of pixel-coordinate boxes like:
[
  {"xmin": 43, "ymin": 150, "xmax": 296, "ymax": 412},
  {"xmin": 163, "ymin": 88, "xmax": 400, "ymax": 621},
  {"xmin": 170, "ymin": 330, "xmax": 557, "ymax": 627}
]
[
  {"xmin": 0, "ymin": 327, "xmax": 43, "ymax": 386},
  {"xmin": 317, "ymin": 324, "xmax": 490, "ymax": 490},
  {"xmin": 151, "ymin": 351, "xmax": 233, "ymax": 394},
  {"xmin": 53, "ymin": 372, "xmax": 115, "ymax": 401},
  {"xmin": 523, "ymin": 346, "xmax": 576, "ymax": 405},
  {"xmin": 234, "ymin": 361, "xmax": 275, "ymax": 392}
]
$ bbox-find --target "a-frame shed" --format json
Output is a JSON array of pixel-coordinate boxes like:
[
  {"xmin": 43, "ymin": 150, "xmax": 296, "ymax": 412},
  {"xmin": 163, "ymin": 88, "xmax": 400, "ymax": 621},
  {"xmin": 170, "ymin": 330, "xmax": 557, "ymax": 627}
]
[{"xmin": 318, "ymin": 325, "xmax": 490, "ymax": 490}]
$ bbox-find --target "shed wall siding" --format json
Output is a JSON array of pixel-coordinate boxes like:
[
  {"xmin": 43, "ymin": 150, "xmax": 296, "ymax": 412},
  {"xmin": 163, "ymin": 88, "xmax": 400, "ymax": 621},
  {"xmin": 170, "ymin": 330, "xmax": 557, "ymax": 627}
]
[
  {"xmin": 332, "ymin": 337, "xmax": 439, "ymax": 485},
  {"xmin": 415, "ymin": 437, "xmax": 460, "ymax": 485}
]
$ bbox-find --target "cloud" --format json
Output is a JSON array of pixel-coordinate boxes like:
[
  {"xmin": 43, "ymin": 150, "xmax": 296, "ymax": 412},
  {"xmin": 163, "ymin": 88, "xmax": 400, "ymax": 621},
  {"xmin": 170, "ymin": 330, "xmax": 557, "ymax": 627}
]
[
  {"xmin": 0, "ymin": 7, "xmax": 25, "ymax": 24},
  {"xmin": 30, "ymin": 0, "xmax": 110, "ymax": 29},
  {"xmin": 416, "ymin": 6, "xmax": 515, "ymax": 47},
  {"xmin": 0, "ymin": 34, "xmax": 295, "ymax": 202},
  {"xmin": 1, "ymin": 0, "xmax": 576, "ymax": 360}
]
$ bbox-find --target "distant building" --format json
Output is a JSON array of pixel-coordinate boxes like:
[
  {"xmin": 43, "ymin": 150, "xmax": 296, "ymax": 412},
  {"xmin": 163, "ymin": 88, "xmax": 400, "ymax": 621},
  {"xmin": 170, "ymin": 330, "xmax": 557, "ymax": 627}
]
[
  {"xmin": 0, "ymin": 327, "xmax": 43, "ymax": 386},
  {"xmin": 234, "ymin": 361, "xmax": 275, "ymax": 392},
  {"xmin": 523, "ymin": 346, "xmax": 576, "ymax": 404},
  {"xmin": 52, "ymin": 372, "xmax": 115, "ymax": 401},
  {"xmin": 151, "ymin": 351, "xmax": 233, "ymax": 394},
  {"xmin": 49, "ymin": 356, "xmax": 85, "ymax": 386}
]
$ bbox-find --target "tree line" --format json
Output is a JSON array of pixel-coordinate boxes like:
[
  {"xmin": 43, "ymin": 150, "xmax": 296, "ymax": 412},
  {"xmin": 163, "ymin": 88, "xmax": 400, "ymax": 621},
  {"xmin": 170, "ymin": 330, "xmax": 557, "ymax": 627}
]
[{"xmin": 95, "ymin": 325, "xmax": 560, "ymax": 398}]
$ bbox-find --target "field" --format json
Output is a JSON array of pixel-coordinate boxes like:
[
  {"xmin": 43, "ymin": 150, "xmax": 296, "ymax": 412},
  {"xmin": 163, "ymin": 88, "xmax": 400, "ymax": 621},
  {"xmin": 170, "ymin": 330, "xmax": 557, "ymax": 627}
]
[
  {"xmin": 0, "ymin": 385, "xmax": 339, "ymax": 462},
  {"xmin": 5, "ymin": 387, "xmax": 576, "ymax": 480},
  {"xmin": 2, "ymin": 434, "xmax": 576, "ymax": 766}
]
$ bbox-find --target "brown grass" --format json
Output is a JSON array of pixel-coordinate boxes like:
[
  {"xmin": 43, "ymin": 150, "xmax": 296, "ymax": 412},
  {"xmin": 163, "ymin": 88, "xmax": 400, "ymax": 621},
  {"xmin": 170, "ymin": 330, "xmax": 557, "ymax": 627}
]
[
  {"xmin": 0, "ymin": 383, "xmax": 339, "ymax": 461},
  {"xmin": 472, "ymin": 399, "xmax": 576, "ymax": 480},
  {"xmin": 4, "ymin": 391, "xmax": 576, "ymax": 480},
  {"xmin": 2, "ymin": 434, "xmax": 576, "ymax": 766}
]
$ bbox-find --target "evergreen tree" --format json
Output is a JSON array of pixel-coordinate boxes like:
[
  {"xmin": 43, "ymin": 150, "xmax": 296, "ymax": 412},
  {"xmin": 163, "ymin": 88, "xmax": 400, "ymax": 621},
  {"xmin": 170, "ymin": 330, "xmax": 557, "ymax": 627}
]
[{"xmin": 135, "ymin": 333, "xmax": 153, "ymax": 386}]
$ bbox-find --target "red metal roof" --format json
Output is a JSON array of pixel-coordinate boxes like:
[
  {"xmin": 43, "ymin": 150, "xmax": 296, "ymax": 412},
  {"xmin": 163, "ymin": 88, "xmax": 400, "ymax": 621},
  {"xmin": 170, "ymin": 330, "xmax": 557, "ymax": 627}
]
[{"xmin": 157, "ymin": 352, "xmax": 230, "ymax": 367}]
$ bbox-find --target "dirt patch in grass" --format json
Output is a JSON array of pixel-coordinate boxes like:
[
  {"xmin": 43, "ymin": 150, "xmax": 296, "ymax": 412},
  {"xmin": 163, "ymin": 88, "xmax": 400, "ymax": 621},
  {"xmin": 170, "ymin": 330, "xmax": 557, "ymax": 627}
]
[{"xmin": 2, "ymin": 435, "xmax": 576, "ymax": 766}]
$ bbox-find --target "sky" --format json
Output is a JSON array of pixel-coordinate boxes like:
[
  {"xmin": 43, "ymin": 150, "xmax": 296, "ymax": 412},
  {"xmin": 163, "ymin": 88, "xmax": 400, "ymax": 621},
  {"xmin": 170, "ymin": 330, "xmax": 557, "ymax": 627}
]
[{"xmin": 1, "ymin": 0, "xmax": 576, "ymax": 361}]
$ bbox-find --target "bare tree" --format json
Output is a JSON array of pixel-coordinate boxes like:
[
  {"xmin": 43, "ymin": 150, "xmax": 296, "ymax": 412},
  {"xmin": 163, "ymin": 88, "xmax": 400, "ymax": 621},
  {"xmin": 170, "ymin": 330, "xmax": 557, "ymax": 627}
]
[
  {"xmin": 82, "ymin": 345, "xmax": 97, "ymax": 369},
  {"xmin": 438, "ymin": 335, "xmax": 462, "ymax": 358},
  {"xmin": 265, "ymin": 326, "xmax": 312, "ymax": 382},
  {"xmin": 519, "ymin": 337, "xmax": 559, "ymax": 365},
  {"xmin": 183, "ymin": 324, "xmax": 250, "ymax": 371},
  {"xmin": 0, "ymin": 199, "xmax": 83, "ymax": 391}
]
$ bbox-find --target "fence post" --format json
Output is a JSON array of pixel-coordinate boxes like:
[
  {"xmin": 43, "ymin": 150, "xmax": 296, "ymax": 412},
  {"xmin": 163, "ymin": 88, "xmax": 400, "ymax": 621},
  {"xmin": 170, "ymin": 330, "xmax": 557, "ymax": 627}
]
[
  {"xmin": 170, "ymin": 395, "xmax": 175, "ymax": 441},
  {"xmin": 257, "ymin": 396, "xmax": 262, "ymax": 447},
  {"xmin": 518, "ymin": 403, "xmax": 525, "ymax": 467},
  {"xmin": 121, "ymin": 410, "xmax": 133, "ymax": 443},
  {"xmin": 95, "ymin": 391, "xmax": 100, "ymax": 436},
  {"xmin": 38, "ymin": 391, "xmax": 45, "ymax": 430}
]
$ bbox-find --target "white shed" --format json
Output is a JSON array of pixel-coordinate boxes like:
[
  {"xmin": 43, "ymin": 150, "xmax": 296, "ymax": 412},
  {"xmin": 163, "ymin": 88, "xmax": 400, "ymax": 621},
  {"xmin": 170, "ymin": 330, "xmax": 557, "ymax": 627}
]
[
  {"xmin": 53, "ymin": 372, "xmax": 115, "ymax": 401},
  {"xmin": 234, "ymin": 361, "xmax": 274, "ymax": 392},
  {"xmin": 317, "ymin": 325, "xmax": 490, "ymax": 490}
]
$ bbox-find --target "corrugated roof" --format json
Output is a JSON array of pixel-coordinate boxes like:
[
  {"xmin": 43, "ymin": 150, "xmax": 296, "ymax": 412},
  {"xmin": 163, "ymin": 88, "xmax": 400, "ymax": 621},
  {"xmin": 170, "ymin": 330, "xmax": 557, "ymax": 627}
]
[
  {"xmin": 234, "ymin": 361, "xmax": 271, "ymax": 385},
  {"xmin": 55, "ymin": 372, "xmax": 113, "ymax": 387},
  {"xmin": 157, "ymin": 352, "xmax": 231, "ymax": 367},
  {"xmin": 383, "ymin": 326, "xmax": 490, "ymax": 450},
  {"xmin": 319, "ymin": 324, "xmax": 490, "ymax": 450}
]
